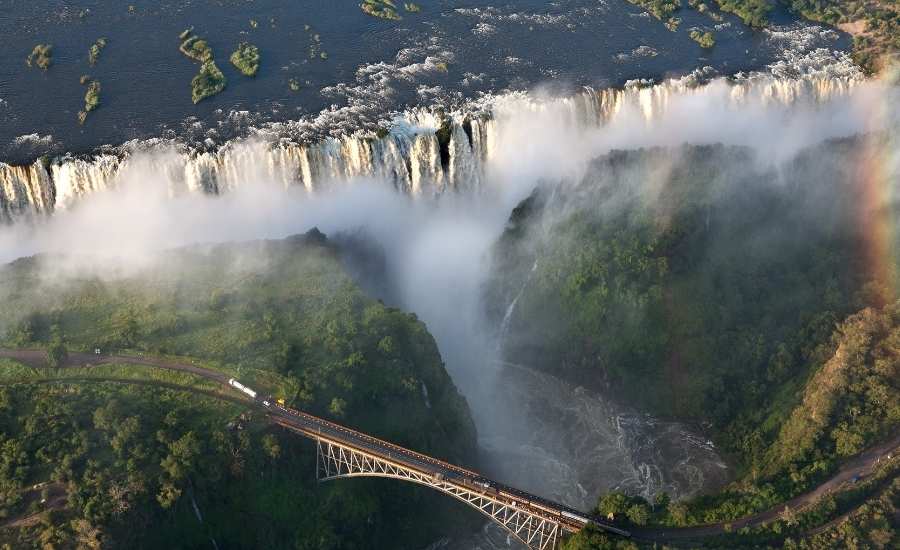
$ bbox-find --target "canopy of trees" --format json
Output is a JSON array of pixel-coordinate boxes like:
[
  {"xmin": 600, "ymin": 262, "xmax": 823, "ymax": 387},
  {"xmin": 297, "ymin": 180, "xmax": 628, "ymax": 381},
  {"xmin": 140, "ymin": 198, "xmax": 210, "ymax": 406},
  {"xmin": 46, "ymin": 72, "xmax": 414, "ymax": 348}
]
[{"xmin": 0, "ymin": 230, "xmax": 478, "ymax": 548}]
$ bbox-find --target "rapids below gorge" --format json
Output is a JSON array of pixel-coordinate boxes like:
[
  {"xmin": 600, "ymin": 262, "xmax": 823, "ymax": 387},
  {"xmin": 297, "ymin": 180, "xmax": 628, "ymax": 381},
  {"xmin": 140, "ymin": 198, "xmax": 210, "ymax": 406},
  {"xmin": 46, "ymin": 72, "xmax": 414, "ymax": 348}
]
[
  {"xmin": 1, "ymin": 17, "xmax": 897, "ymax": 547},
  {"xmin": 429, "ymin": 362, "xmax": 729, "ymax": 549}
]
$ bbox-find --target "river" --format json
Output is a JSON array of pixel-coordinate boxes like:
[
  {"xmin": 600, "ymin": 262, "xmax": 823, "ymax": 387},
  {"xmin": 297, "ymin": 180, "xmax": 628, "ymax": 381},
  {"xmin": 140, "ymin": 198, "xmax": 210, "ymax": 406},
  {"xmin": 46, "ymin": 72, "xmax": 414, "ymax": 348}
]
[{"xmin": 0, "ymin": 2, "xmax": 875, "ymax": 548}]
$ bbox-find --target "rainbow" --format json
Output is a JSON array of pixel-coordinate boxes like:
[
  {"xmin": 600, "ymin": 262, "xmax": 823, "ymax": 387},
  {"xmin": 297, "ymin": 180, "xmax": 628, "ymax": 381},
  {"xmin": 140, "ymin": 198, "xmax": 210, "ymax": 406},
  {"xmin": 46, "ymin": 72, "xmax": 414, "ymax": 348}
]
[{"xmin": 854, "ymin": 80, "xmax": 899, "ymax": 306}]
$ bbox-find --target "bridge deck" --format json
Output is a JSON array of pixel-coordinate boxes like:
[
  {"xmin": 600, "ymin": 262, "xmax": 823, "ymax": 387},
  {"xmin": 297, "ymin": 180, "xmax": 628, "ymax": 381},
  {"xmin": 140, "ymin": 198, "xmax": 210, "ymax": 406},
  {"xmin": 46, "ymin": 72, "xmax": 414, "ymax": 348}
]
[{"xmin": 266, "ymin": 401, "xmax": 629, "ymax": 537}]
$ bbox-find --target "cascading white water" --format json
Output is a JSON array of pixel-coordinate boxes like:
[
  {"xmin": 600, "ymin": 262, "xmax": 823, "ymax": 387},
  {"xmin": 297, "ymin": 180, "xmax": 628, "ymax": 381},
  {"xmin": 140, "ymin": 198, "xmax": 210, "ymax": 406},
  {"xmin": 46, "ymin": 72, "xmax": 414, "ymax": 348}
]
[
  {"xmin": 498, "ymin": 260, "xmax": 538, "ymax": 345},
  {"xmin": 0, "ymin": 71, "xmax": 866, "ymax": 225}
]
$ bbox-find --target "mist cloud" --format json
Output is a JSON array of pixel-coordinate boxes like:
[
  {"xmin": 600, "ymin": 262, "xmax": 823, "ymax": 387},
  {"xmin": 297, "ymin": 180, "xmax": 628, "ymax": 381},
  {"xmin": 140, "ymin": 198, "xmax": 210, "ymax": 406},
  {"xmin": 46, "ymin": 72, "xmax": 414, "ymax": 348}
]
[{"xmin": 0, "ymin": 72, "xmax": 896, "ymax": 502}]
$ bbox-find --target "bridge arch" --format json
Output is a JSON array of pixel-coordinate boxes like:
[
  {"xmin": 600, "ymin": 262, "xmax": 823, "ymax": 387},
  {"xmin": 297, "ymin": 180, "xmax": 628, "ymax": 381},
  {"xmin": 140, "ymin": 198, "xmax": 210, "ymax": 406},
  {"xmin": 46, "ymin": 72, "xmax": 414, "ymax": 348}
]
[{"xmin": 313, "ymin": 437, "xmax": 563, "ymax": 550}]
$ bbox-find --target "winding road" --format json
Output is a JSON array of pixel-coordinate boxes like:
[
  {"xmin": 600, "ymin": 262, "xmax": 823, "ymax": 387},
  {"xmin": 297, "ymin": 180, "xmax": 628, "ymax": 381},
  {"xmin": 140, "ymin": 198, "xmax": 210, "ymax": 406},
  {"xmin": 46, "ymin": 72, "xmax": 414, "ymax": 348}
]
[
  {"xmin": 1, "ymin": 348, "xmax": 897, "ymax": 546},
  {"xmin": 631, "ymin": 432, "xmax": 900, "ymax": 542}
]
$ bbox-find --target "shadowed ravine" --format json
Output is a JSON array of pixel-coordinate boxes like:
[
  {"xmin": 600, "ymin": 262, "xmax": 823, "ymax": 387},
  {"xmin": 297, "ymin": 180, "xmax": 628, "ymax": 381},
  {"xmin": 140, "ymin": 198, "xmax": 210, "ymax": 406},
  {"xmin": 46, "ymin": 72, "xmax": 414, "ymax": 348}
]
[{"xmin": 424, "ymin": 337, "xmax": 729, "ymax": 550}]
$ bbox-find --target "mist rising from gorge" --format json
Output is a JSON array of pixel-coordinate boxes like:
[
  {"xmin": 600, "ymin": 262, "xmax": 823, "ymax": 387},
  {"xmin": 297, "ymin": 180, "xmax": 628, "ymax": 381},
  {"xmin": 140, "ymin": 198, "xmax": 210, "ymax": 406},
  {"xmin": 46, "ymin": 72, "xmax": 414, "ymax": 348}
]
[{"xmin": 1, "ymin": 70, "xmax": 897, "ymax": 504}]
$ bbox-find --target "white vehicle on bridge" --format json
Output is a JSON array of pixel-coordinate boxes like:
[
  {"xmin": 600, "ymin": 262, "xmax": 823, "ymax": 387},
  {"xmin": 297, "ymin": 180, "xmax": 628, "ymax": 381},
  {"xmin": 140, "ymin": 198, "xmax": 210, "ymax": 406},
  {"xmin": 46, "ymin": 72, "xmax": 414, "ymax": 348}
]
[
  {"xmin": 228, "ymin": 378, "xmax": 258, "ymax": 399},
  {"xmin": 560, "ymin": 510, "xmax": 592, "ymax": 524}
]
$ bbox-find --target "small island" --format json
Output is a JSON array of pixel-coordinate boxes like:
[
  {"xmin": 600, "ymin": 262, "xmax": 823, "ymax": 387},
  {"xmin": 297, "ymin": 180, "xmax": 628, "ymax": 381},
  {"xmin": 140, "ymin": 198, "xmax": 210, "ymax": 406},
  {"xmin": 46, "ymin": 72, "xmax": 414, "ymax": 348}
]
[
  {"xmin": 26, "ymin": 44, "xmax": 52, "ymax": 70},
  {"xmin": 361, "ymin": 0, "xmax": 403, "ymax": 21},
  {"xmin": 230, "ymin": 42, "xmax": 260, "ymax": 76},
  {"xmin": 179, "ymin": 29, "xmax": 214, "ymax": 62},
  {"xmin": 627, "ymin": 0, "xmax": 682, "ymax": 31},
  {"xmin": 179, "ymin": 28, "xmax": 227, "ymax": 104},
  {"xmin": 77, "ymin": 78, "xmax": 101, "ymax": 125},
  {"xmin": 689, "ymin": 29, "xmax": 716, "ymax": 48},
  {"xmin": 191, "ymin": 61, "xmax": 227, "ymax": 104},
  {"xmin": 88, "ymin": 37, "xmax": 107, "ymax": 66}
]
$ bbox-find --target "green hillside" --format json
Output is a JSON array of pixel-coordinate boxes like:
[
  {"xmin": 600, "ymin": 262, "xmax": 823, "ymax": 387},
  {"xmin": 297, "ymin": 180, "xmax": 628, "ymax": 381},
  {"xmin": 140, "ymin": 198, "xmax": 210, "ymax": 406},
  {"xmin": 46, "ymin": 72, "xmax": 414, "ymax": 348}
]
[{"xmin": 0, "ymin": 230, "xmax": 478, "ymax": 549}]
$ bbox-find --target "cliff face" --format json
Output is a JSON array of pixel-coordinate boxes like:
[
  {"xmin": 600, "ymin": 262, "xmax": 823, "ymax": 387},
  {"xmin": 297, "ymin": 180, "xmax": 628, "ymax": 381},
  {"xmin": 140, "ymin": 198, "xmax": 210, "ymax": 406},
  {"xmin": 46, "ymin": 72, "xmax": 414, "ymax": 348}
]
[{"xmin": 485, "ymin": 134, "xmax": 891, "ymax": 425}]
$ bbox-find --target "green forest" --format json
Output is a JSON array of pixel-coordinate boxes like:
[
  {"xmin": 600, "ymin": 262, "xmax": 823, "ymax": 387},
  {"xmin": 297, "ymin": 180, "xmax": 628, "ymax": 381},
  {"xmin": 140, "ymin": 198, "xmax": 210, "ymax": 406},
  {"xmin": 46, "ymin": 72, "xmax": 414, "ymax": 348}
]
[
  {"xmin": 0, "ymin": 230, "xmax": 479, "ymax": 548},
  {"xmin": 488, "ymin": 137, "xmax": 899, "ymax": 547}
]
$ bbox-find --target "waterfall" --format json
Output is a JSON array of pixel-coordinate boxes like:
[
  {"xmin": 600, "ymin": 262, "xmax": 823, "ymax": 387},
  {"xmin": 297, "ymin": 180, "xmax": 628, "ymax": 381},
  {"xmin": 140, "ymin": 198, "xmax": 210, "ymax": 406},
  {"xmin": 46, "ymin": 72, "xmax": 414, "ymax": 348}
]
[
  {"xmin": 498, "ymin": 260, "xmax": 538, "ymax": 346},
  {"xmin": 0, "ymin": 72, "xmax": 863, "ymax": 225},
  {"xmin": 0, "ymin": 161, "xmax": 54, "ymax": 223}
]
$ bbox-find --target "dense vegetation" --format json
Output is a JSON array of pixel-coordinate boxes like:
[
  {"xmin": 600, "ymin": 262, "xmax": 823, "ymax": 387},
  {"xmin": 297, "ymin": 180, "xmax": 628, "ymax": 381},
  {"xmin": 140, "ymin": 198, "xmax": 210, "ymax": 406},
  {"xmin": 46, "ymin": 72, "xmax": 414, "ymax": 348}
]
[
  {"xmin": 78, "ymin": 79, "xmax": 101, "ymax": 125},
  {"xmin": 713, "ymin": 0, "xmax": 772, "ymax": 28},
  {"xmin": 179, "ymin": 28, "xmax": 227, "ymax": 103},
  {"xmin": 488, "ymin": 137, "xmax": 899, "ymax": 546},
  {"xmin": 559, "ymin": 303, "xmax": 899, "ymax": 547},
  {"xmin": 360, "ymin": 0, "xmax": 422, "ymax": 21},
  {"xmin": 626, "ymin": 0, "xmax": 683, "ymax": 31},
  {"xmin": 562, "ymin": 457, "xmax": 898, "ymax": 549},
  {"xmin": 25, "ymin": 45, "xmax": 52, "ymax": 71},
  {"xmin": 0, "ymin": 231, "xmax": 479, "ymax": 548},
  {"xmin": 230, "ymin": 42, "xmax": 260, "ymax": 77},
  {"xmin": 701, "ymin": 0, "xmax": 899, "ymax": 71},
  {"xmin": 689, "ymin": 29, "xmax": 716, "ymax": 47},
  {"xmin": 87, "ymin": 38, "xmax": 107, "ymax": 67},
  {"xmin": 626, "ymin": 0, "xmax": 897, "ymax": 71},
  {"xmin": 792, "ymin": 472, "xmax": 899, "ymax": 549}
]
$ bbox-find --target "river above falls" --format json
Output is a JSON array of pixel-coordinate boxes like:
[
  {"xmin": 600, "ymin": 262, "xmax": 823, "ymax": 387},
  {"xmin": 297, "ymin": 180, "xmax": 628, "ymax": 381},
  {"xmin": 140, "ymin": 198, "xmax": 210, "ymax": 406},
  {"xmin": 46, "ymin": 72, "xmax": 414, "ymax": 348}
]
[{"xmin": 0, "ymin": 0, "xmax": 848, "ymax": 164}]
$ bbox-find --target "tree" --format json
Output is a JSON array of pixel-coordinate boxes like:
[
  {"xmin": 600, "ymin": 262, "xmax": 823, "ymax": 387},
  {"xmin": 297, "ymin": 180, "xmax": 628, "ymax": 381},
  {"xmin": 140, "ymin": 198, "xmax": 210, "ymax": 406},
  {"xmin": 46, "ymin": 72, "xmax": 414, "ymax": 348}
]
[
  {"xmin": 378, "ymin": 336, "xmax": 394, "ymax": 355},
  {"xmin": 329, "ymin": 398, "xmax": 347, "ymax": 418},
  {"xmin": 111, "ymin": 308, "xmax": 140, "ymax": 348},
  {"xmin": 71, "ymin": 518, "xmax": 104, "ymax": 549},
  {"xmin": 653, "ymin": 491, "xmax": 670, "ymax": 510},
  {"xmin": 261, "ymin": 433, "xmax": 281, "ymax": 461},
  {"xmin": 626, "ymin": 503, "xmax": 650, "ymax": 526},
  {"xmin": 47, "ymin": 336, "xmax": 68, "ymax": 368},
  {"xmin": 156, "ymin": 481, "xmax": 182, "ymax": 509},
  {"xmin": 780, "ymin": 505, "xmax": 797, "ymax": 527},
  {"xmin": 668, "ymin": 501, "xmax": 689, "ymax": 526},
  {"xmin": 597, "ymin": 492, "xmax": 631, "ymax": 518},
  {"xmin": 161, "ymin": 432, "xmax": 201, "ymax": 481},
  {"xmin": 560, "ymin": 523, "xmax": 614, "ymax": 550}
]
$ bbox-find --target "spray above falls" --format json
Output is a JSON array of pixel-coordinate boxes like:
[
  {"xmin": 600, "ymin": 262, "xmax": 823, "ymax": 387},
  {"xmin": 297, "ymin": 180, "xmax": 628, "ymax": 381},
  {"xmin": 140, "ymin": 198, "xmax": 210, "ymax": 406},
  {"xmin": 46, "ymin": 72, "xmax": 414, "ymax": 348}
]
[{"xmin": 0, "ymin": 67, "xmax": 872, "ymax": 226}]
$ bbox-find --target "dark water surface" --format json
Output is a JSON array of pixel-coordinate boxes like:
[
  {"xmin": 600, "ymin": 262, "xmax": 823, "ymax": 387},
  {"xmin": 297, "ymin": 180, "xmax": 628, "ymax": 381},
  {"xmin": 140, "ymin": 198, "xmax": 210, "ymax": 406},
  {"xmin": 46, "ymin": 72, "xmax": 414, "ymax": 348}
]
[{"xmin": 0, "ymin": 1, "xmax": 847, "ymax": 163}]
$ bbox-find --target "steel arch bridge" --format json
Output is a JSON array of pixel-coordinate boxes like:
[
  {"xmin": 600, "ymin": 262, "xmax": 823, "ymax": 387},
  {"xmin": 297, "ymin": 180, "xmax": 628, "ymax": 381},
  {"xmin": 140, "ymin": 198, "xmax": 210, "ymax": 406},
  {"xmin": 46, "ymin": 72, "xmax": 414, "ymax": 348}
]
[
  {"xmin": 313, "ymin": 435, "xmax": 562, "ymax": 550},
  {"xmin": 272, "ymin": 413, "xmax": 630, "ymax": 550}
]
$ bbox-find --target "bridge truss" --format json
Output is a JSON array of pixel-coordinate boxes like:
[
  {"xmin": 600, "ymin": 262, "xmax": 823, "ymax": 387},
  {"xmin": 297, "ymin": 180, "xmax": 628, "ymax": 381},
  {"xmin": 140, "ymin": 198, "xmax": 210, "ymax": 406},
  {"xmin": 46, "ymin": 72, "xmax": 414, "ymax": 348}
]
[{"xmin": 314, "ymin": 437, "xmax": 563, "ymax": 550}]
